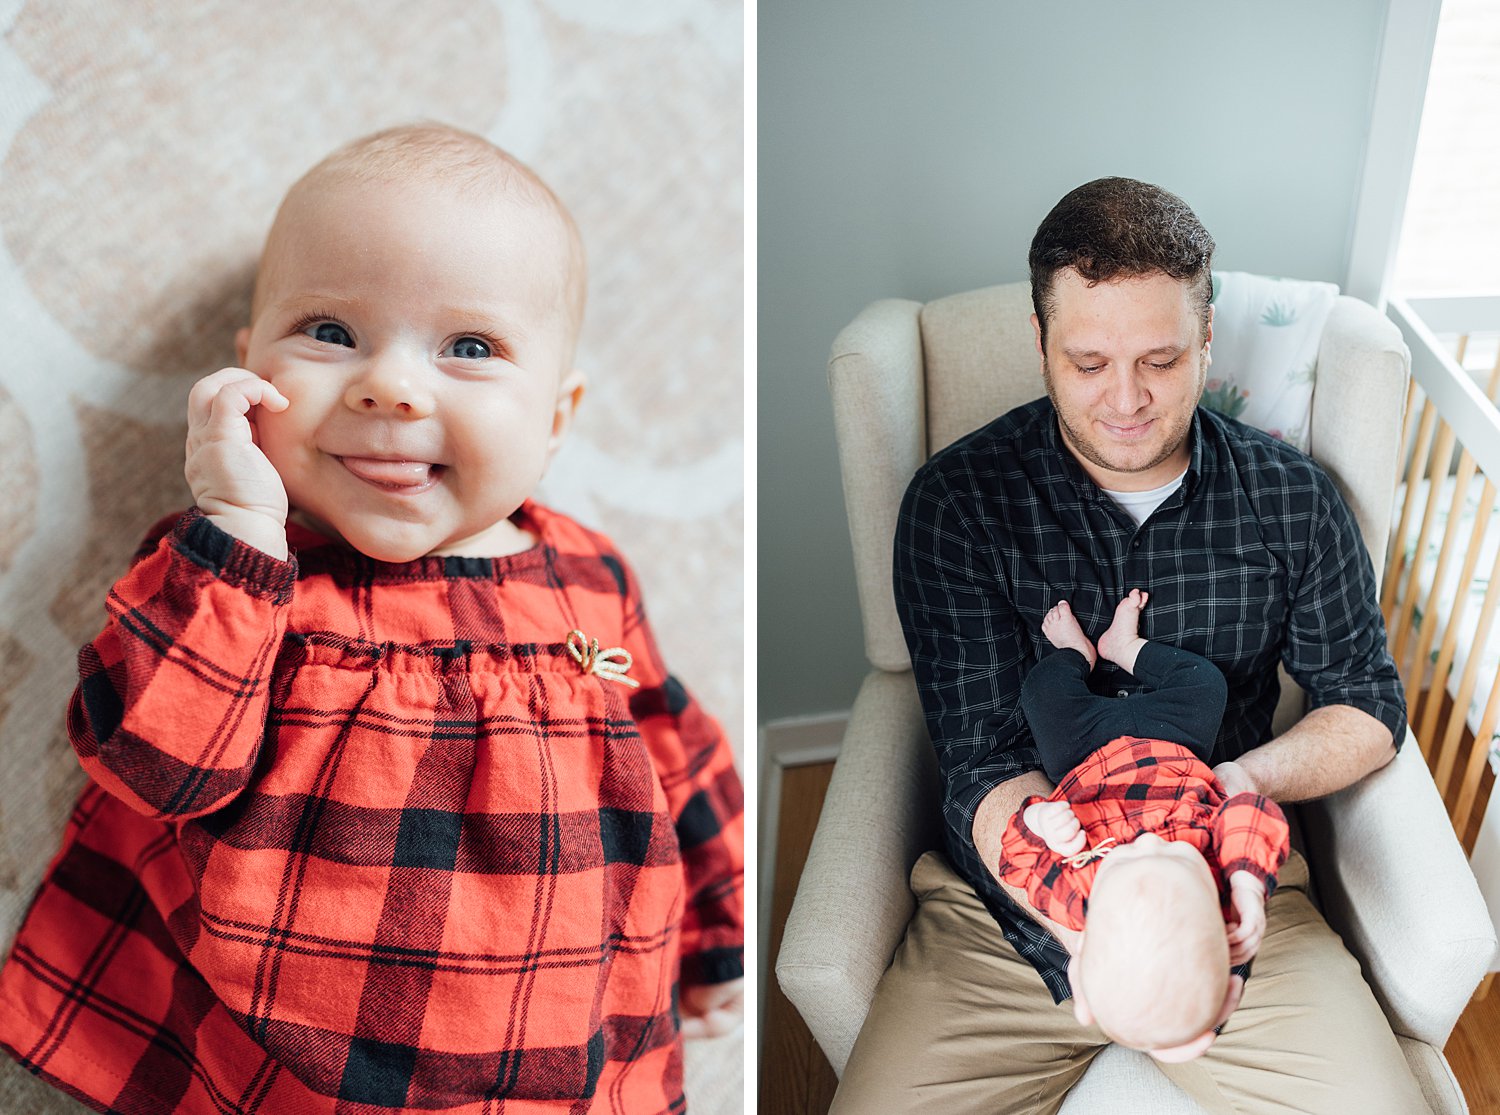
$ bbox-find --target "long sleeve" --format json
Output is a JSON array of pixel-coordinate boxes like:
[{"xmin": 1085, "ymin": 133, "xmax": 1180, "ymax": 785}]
[
  {"xmin": 1213, "ymin": 792, "xmax": 1291, "ymax": 890},
  {"xmin": 894, "ymin": 463, "xmax": 1043, "ymax": 883},
  {"xmin": 614, "ymin": 553, "xmax": 745, "ymax": 989},
  {"xmin": 67, "ymin": 509, "xmax": 296, "ymax": 820},
  {"xmin": 1281, "ymin": 467, "xmax": 1406, "ymax": 747}
]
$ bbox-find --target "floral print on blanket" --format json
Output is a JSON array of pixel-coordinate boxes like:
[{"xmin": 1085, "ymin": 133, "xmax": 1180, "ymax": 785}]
[{"xmin": 1197, "ymin": 272, "xmax": 1338, "ymax": 454}]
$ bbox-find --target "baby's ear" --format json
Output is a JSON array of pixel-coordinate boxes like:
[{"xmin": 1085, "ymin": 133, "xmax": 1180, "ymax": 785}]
[
  {"xmin": 1147, "ymin": 1031, "xmax": 1216, "ymax": 1064},
  {"xmin": 235, "ymin": 327, "xmax": 250, "ymax": 367},
  {"xmin": 548, "ymin": 370, "xmax": 587, "ymax": 456}
]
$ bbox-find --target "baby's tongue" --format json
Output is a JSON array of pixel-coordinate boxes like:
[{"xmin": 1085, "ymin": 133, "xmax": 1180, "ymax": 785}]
[{"xmin": 341, "ymin": 457, "xmax": 433, "ymax": 485}]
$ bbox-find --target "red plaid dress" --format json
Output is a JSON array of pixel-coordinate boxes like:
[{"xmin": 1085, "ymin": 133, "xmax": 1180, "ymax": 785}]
[
  {"xmin": 996, "ymin": 736, "xmax": 1288, "ymax": 932},
  {"xmin": 0, "ymin": 503, "xmax": 743, "ymax": 1114}
]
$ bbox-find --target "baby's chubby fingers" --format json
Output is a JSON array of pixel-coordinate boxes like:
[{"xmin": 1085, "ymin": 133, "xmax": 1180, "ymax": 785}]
[
  {"xmin": 1056, "ymin": 829, "xmax": 1087, "ymax": 857},
  {"xmin": 187, "ymin": 368, "xmax": 288, "ymax": 441},
  {"xmin": 1228, "ymin": 931, "xmax": 1261, "ymax": 966}
]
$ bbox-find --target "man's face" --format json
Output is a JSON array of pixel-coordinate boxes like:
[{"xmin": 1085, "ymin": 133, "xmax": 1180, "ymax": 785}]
[
  {"xmin": 1033, "ymin": 268, "xmax": 1210, "ymax": 492},
  {"xmin": 237, "ymin": 174, "xmax": 583, "ymax": 562}
]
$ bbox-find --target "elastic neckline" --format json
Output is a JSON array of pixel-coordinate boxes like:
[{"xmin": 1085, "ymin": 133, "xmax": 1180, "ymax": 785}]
[{"xmin": 286, "ymin": 500, "xmax": 552, "ymax": 582}]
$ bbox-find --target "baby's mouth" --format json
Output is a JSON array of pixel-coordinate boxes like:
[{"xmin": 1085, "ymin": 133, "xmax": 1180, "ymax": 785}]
[{"xmin": 337, "ymin": 456, "xmax": 444, "ymax": 492}]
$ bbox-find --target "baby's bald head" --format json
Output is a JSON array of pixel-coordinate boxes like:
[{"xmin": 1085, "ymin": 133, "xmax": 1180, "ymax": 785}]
[
  {"xmin": 1079, "ymin": 848, "xmax": 1229, "ymax": 1052},
  {"xmin": 251, "ymin": 123, "xmax": 586, "ymax": 359}
]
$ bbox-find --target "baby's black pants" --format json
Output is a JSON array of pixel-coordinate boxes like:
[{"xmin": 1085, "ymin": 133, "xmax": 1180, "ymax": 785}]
[{"xmin": 1019, "ymin": 641, "xmax": 1229, "ymax": 785}]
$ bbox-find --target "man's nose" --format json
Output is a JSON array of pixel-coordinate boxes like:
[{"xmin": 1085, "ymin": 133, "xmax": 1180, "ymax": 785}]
[
  {"xmin": 344, "ymin": 358, "xmax": 436, "ymax": 418},
  {"xmin": 1106, "ymin": 368, "xmax": 1149, "ymax": 416}
]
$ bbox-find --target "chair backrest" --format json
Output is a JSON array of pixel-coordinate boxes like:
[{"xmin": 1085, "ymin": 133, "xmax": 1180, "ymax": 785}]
[
  {"xmin": 828, "ymin": 278, "xmax": 1411, "ymax": 674},
  {"xmin": 920, "ymin": 283, "xmax": 1043, "ymax": 454}
]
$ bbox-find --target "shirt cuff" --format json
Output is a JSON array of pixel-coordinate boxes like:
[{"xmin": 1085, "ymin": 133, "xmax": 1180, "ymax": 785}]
[
  {"xmin": 680, "ymin": 946, "xmax": 743, "ymax": 987},
  {"xmin": 172, "ymin": 508, "xmax": 297, "ymax": 604}
]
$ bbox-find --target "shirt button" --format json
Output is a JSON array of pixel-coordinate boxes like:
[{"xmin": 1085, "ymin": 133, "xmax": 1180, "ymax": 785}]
[{"xmin": 1117, "ymin": 689, "xmax": 1129, "ymax": 698}]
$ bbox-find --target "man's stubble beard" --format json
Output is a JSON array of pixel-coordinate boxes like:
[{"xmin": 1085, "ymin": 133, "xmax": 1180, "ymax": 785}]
[{"xmin": 1042, "ymin": 354, "xmax": 1207, "ymax": 478}]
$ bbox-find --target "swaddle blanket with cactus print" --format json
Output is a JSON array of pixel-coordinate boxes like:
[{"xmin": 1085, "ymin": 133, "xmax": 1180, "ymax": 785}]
[{"xmin": 1201, "ymin": 271, "xmax": 1339, "ymax": 454}]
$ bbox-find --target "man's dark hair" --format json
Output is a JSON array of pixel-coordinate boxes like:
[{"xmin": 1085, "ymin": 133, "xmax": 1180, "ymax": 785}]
[{"xmin": 1029, "ymin": 177, "xmax": 1215, "ymax": 351}]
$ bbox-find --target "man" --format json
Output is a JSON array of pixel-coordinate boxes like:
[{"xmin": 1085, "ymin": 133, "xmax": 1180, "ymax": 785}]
[{"xmin": 829, "ymin": 178, "xmax": 1426, "ymax": 1112}]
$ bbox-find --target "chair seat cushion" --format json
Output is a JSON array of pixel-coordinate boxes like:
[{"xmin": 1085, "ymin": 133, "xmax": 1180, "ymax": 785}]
[{"xmin": 1058, "ymin": 1044, "xmax": 1200, "ymax": 1114}]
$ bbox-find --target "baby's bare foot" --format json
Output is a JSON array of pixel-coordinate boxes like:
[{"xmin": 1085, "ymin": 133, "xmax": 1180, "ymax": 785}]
[
  {"xmin": 1097, "ymin": 589, "xmax": 1149, "ymax": 674},
  {"xmin": 1042, "ymin": 600, "xmax": 1096, "ymax": 669}
]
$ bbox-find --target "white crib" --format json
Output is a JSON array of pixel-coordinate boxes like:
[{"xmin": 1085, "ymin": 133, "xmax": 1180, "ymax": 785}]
[{"xmin": 1385, "ymin": 294, "xmax": 1500, "ymax": 988}]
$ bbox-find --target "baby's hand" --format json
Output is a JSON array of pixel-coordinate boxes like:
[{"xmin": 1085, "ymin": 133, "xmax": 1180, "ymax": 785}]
[
  {"xmin": 1024, "ymin": 801, "xmax": 1087, "ymax": 857},
  {"xmin": 1226, "ymin": 870, "xmax": 1267, "ymax": 965},
  {"xmin": 679, "ymin": 978, "xmax": 743, "ymax": 1040},
  {"xmin": 185, "ymin": 368, "xmax": 291, "ymax": 559}
]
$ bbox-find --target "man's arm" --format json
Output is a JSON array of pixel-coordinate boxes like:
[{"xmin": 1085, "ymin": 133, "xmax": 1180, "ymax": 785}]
[
  {"xmin": 1217, "ymin": 704, "xmax": 1395, "ymax": 803},
  {"xmin": 1235, "ymin": 465, "xmax": 1406, "ymax": 801},
  {"xmin": 893, "ymin": 462, "xmax": 1066, "ymax": 937},
  {"xmin": 974, "ymin": 772, "xmax": 1083, "ymax": 954}
]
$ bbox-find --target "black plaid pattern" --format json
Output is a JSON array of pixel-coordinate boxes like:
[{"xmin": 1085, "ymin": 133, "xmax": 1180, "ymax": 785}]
[{"xmin": 894, "ymin": 398, "xmax": 1404, "ymax": 999}]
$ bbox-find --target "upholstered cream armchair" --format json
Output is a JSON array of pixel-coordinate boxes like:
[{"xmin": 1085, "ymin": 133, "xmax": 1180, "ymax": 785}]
[{"xmin": 775, "ymin": 280, "xmax": 1498, "ymax": 1114}]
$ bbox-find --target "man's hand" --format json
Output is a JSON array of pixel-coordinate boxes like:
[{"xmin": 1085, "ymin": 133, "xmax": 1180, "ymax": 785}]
[
  {"xmin": 1211, "ymin": 759, "xmax": 1258, "ymax": 798},
  {"xmin": 1023, "ymin": 800, "xmax": 1087, "ymax": 857},
  {"xmin": 184, "ymin": 368, "xmax": 291, "ymax": 560},
  {"xmin": 1226, "ymin": 871, "xmax": 1267, "ymax": 965},
  {"xmin": 678, "ymin": 978, "xmax": 743, "ymax": 1040}
]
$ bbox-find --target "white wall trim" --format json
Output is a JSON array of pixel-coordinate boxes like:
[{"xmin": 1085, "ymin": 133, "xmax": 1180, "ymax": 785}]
[
  {"xmin": 1345, "ymin": 0, "xmax": 1443, "ymax": 308},
  {"xmin": 756, "ymin": 711, "xmax": 849, "ymax": 1060},
  {"xmin": 760, "ymin": 710, "xmax": 850, "ymax": 762}
]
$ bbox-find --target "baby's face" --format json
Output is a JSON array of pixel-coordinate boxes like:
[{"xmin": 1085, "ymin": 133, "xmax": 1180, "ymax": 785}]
[
  {"xmin": 237, "ymin": 174, "xmax": 582, "ymax": 561},
  {"xmin": 1094, "ymin": 830, "xmax": 1209, "ymax": 876}
]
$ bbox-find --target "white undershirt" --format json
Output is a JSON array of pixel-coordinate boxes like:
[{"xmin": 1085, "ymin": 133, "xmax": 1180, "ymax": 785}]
[{"xmin": 1101, "ymin": 468, "xmax": 1189, "ymax": 527}]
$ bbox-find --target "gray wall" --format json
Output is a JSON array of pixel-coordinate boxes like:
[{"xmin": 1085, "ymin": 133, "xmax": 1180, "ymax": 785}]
[{"xmin": 758, "ymin": 0, "xmax": 1389, "ymax": 723}]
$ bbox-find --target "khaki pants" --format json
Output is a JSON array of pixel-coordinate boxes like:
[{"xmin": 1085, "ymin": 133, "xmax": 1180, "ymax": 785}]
[{"xmin": 829, "ymin": 850, "xmax": 1427, "ymax": 1114}]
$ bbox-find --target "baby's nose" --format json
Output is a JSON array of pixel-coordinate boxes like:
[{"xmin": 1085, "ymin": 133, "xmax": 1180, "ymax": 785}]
[{"xmin": 345, "ymin": 366, "xmax": 435, "ymax": 418}]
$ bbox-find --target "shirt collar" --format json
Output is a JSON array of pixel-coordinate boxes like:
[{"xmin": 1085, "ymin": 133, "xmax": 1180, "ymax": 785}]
[{"xmin": 1042, "ymin": 401, "xmax": 1206, "ymax": 504}]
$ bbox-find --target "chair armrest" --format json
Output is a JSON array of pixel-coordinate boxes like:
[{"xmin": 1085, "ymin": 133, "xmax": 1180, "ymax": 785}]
[
  {"xmin": 1300, "ymin": 729, "xmax": 1497, "ymax": 1046},
  {"xmin": 775, "ymin": 669, "xmax": 940, "ymax": 1075}
]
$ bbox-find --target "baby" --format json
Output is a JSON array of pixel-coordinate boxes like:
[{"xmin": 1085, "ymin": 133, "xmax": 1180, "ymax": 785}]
[
  {"xmin": 0, "ymin": 124, "xmax": 744, "ymax": 1114},
  {"xmin": 997, "ymin": 591, "xmax": 1288, "ymax": 1060}
]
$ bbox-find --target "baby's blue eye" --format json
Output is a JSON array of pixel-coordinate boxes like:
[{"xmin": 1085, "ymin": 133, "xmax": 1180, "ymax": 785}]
[
  {"xmin": 307, "ymin": 322, "xmax": 353, "ymax": 347},
  {"xmin": 449, "ymin": 336, "xmax": 492, "ymax": 360}
]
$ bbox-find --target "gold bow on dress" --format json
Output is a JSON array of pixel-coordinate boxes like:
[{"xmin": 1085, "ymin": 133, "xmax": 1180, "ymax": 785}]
[
  {"xmin": 1061, "ymin": 837, "xmax": 1117, "ymax": 869},
  {"xmin": 565, "ymin": 630, "xmax": 640, "ymax": 688}
]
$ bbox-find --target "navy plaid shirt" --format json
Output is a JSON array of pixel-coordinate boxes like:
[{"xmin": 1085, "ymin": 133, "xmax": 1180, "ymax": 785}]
[{"xmin": 893, "ymin": 397, "xmax": 1405, "ymax": 1000}]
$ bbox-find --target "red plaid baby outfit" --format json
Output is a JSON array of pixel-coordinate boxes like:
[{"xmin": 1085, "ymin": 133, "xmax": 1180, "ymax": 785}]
[
  {"xmin": 0, "ymin": 503, "xmax": 743, "ymax": 1114},
  {"xmin": 996, "ymin": 736, "xmax": 1288, "ymax": 932}
]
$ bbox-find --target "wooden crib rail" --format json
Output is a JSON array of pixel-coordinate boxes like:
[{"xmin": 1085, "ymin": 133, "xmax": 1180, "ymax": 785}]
[{"xmin": 1385, "ymin": 300, "xmax": 1500, "ymax": 852}]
